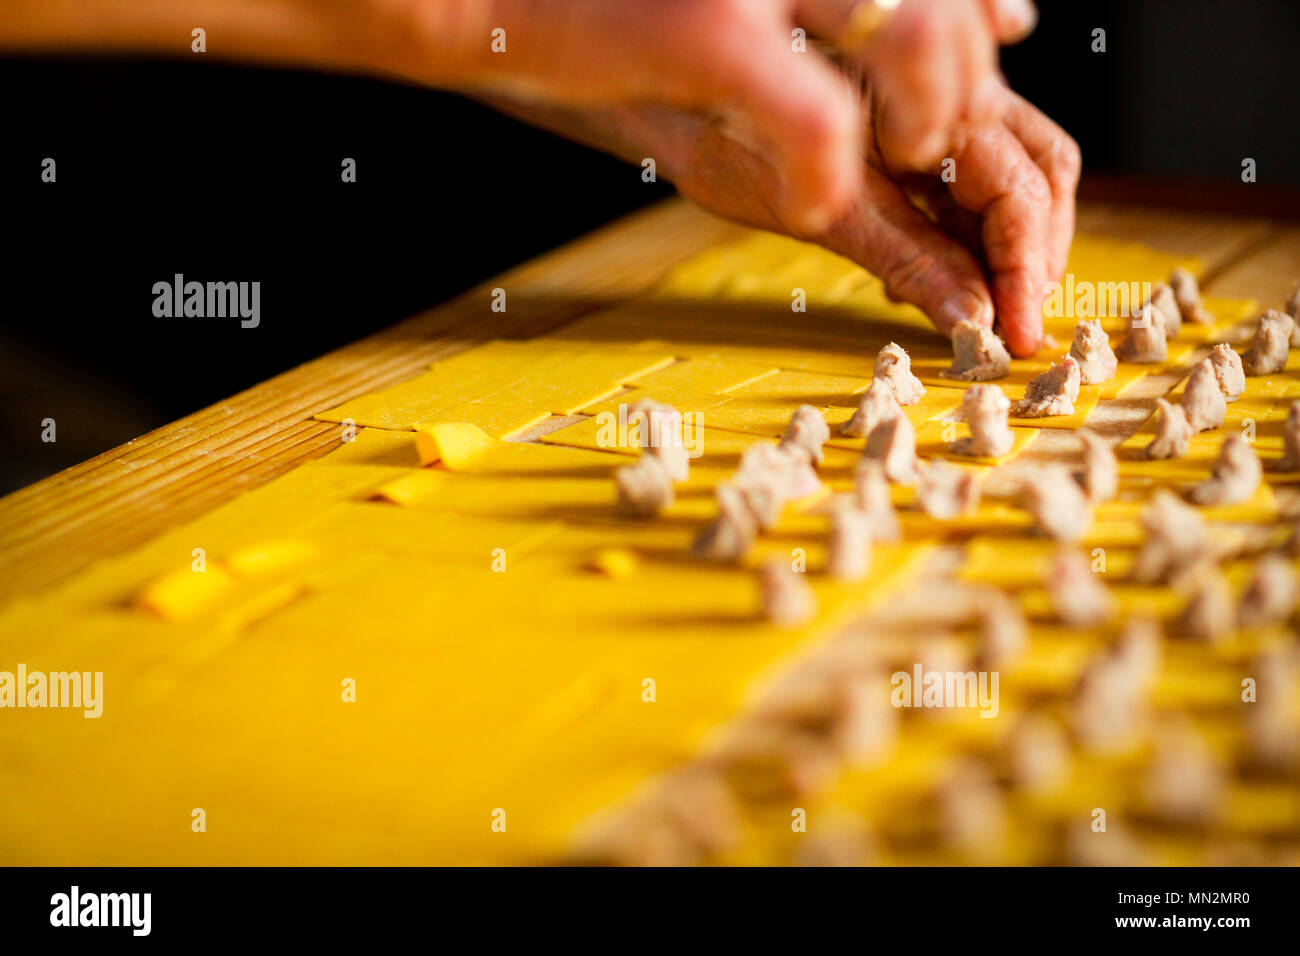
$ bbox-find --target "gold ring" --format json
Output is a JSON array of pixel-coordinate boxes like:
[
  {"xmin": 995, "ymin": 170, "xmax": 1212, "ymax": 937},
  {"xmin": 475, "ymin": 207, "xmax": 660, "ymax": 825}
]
[{"xmin": 836, "ymin": 0, "xmax": 901, "ymax": 53}]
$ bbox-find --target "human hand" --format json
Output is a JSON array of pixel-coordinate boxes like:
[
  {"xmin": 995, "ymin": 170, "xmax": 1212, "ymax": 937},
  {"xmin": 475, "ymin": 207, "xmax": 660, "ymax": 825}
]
[
  {"xmin": 402, "ymin": 0, "xmax": 1031, "ymax": 237},
  {"xmin": 795, "ymin": 0, "xmax": 1038, "ymax": 169},
  {"xmin": 486, "ymin": 76, "xmax": 1078, "ymax": 357}
]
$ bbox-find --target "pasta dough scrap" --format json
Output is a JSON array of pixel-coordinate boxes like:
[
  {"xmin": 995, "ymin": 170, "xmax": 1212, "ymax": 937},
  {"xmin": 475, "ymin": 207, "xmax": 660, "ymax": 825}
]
[
  {"xmin": 369, "ymin": 436, "xmax": 620, "ymax": 519},
  {"xmin": 587, "ymin": 548, "xmax": 641, "ymax": 580},
  {"xmin": 415, "ymin": 421, "xmax": 499, "ymax": 468},
  {"xmin": 135, "ymin": 565, "xmax": 237, "ymax": 622},
  {"xmin": 225, "ymin": 540, "xmax": 319, "ymax": 580}
]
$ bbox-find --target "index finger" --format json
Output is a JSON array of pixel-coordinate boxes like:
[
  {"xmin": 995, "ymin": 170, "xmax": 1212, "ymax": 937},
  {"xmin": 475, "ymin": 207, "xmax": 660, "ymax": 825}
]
[{"xmin": 945, "ymin": 122, "xmax": 1053, "ymax": 357}]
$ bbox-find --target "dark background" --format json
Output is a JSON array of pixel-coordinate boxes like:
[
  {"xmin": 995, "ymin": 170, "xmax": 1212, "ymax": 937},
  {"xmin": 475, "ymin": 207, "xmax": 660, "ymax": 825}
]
[{"xmin": 2, "ymin": 0, "xmax": 1299, "ymax": 493}]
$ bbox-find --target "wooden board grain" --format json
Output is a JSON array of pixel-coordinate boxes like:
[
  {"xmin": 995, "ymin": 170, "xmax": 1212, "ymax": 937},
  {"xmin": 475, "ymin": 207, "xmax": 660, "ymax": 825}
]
[{"xmin": 1, "ymin": 198, "xmax": 1297, "ymax": 604}]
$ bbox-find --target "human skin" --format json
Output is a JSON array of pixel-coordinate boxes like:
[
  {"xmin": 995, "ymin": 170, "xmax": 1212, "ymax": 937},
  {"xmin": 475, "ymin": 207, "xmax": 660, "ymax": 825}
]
[{"xmin": 0, "ymin": 0, "xmax": 1071, "ymax": 354}]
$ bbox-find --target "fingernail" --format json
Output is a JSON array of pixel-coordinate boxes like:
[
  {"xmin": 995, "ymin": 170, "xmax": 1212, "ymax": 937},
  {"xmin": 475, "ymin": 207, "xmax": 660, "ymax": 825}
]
[
  {"xmin": 996, "ymin": 0, "xmax": 1038, "ymax": 41},
  {"xmin": 940, "ymin": 289, "xmax": 993, "ymax": 332}
]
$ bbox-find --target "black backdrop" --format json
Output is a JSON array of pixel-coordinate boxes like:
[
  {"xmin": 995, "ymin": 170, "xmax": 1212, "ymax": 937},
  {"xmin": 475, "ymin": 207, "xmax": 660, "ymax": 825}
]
[{"xmin": 2, "ymin": 0, "xmax": 1298, "ymax": 493}]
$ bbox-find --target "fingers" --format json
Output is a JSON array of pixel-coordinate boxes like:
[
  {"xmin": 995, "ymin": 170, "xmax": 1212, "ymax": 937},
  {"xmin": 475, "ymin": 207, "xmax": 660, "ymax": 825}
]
[
  {"xmin": 946, "ymin": 122, "xmax": 1052, "ymax": 357},
  {"xmin": 872, "ymin": 3, "xmax": 962, "ymax": 167},
  {"xmin": 796, "ymin": 0, "xmax": 1000, "ymax": 170},
  {"xmin": 445, "ymin": 0, "xmax": 865, "ymax": 233},
  {"xmin": 488, "ymin": 91, "xmax": 998, "ymax": 345},
  {"xmin": 820, "ymin": 164, "xmax": 996, "ymax": 337},
  {"xmin": 976, "ymin": 0, "xmax": 1038, "ymax": 43},
  {"xmin": 900, "ymin": 174, "xmax": 985, "ymax": 257},
  {"xmin": 876, "ymin": 0, "xmax": 1000, "ymax": 170},
  {"xmin": 1000, "ymin": 90, "xmax": 1082, "ymax": 282}
]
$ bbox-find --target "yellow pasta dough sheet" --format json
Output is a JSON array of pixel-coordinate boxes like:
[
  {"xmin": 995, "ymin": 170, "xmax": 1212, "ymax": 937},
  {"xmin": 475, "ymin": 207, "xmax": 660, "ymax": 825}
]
[
  {"xmin": 959, "ymin": 538, "xmax": 1132, "ymax": 590},
  {"xmin": 909, "ymin": 352, "xmax": 1148, "ymax": 402},
  {"xmin": 1175, "ymin": 296, "xmax": 1262, "ymax": 342},
  {"xmin": 1005, "ymin": 386, "xmax": 1104, "ymax": 431},
  {"xmin": 315, "ymin": 370, "xmax": 549, "ymax": 434},
  {"xmin": 652, "ymin": 229, "xmax": 1209, "ymax": 385},
  {"xmin": 543, "ymin": 302, "xmax": 944, "ymax": 380},
  {"xmin": 919, "ymin": 421, "xmax": 1040, "ymax": 466},
  {"xmin": 316, "ymin": 340, "xmax": 675, "ymax": 429},
  {"xmin": 654, "ymin": 231, "xmax": 1196, "ymax": 324},
  {"xmin": 0, "ymin": 225, "xmax": 1286, "ymax": 867},
  {"xmin": 823, "ymin": 384, "xmax": 967, "ymax": 436},
  {"xmin": 609, "ymin": 355, "xmax": 781, "ymax": 408},
  {"xmin": 320, "ymin": 426, "xmax": 423, "ymax": 467},
  {"xmin": 1119, "ymin": 391, "xmax": 1292, "ymax": 499}
]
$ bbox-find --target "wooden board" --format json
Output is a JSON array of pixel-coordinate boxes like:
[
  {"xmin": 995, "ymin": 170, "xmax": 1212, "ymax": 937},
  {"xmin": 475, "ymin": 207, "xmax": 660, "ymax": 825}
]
[{"xmin": 4, "ymin": 192, "xmax": 1300, "ymax": 867}]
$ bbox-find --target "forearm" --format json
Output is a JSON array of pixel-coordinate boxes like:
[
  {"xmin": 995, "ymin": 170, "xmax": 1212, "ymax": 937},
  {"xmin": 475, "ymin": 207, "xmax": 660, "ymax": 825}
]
[{"xmin": 0, "ymin": 1, "xmax": 485, "ymax": 85}]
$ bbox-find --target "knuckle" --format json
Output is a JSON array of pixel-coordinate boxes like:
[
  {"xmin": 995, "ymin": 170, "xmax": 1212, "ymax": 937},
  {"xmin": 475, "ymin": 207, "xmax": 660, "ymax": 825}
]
[
  {"xmin": 689, "ymin": 0, "xmax": 760, "ymax": 42},
  {"xmin": 1010, "ymin": 162, "xmax": 1052, "ymax": 207},
  {"xmin": 993, "ymin": 213, "xmax": 1037, "ymax": 251},
  {"xmin": 674, "ymin": 2, "xmax": 756, "ymax": 79},
  {"xmin": 792, "ymin": 102, "xmax": 850, "ymax": 152},
  {"xmin": 895, "ymin": 9, "xmax": 947, "ymax": 58},
  {"xmin": 705, "ymin": 0, "xmax": 747, "ymax": 20}
]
